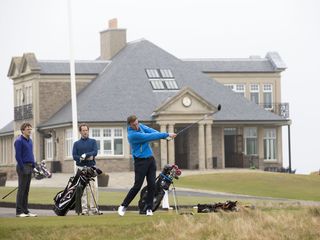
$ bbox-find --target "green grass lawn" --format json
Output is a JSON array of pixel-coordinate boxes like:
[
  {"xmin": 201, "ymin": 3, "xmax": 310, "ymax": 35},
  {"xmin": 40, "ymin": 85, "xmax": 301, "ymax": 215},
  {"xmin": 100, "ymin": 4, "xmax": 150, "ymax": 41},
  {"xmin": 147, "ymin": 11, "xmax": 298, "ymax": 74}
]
[
  {"xmin": 1, "ymin": 172, "xmax": 320, "ymax": 206},
  {"xmin": 176, "ymin": 172, "xmax": 320, "ymax": 201},
  {"xmin": 0, "ymin": 187, "xmax": 225, "ymax": 206}
]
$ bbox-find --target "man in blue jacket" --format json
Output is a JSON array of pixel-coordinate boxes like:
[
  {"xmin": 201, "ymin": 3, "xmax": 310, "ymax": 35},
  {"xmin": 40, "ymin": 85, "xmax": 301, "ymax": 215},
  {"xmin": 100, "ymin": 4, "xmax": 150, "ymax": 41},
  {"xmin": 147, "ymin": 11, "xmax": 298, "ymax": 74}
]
[
  {"xmin": 118, "ymin": 115, "xmax": 176, "ymax": 216},
  {"xmin": 72, "ymin": 123, "xmax": 99, "ymax": 215},
  {"xmin": 14, "ymin": 122, "xmax": 37, "ymax": 217}
]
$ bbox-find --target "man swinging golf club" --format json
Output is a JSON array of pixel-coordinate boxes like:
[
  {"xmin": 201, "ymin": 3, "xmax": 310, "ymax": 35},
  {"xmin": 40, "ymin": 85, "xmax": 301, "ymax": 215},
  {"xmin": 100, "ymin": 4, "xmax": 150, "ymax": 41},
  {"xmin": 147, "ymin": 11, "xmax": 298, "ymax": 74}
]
[{"xmin": 118, "ymin": 115, "xmax": 176, "ymax": 216}]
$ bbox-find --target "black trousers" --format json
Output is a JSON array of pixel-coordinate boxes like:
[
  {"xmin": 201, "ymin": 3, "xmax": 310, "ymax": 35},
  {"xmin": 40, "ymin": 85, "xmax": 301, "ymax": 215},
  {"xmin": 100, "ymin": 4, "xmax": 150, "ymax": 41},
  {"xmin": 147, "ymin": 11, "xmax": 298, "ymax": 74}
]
[
  {"xmin": 121, "ymin": 156, "xmax": 156, "ymax": 210},
  {"xmin": 16, "ymin": 164, "xmax": 33, "ymax": 214}
]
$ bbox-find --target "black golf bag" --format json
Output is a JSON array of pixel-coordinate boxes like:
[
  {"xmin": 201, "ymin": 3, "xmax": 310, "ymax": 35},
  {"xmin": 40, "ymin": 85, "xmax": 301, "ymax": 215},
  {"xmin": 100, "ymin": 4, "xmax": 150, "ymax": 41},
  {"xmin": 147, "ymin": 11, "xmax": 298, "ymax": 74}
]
[
  {"xmin": 138, "ymin": 164, "xmax": 181, "ymax": 214},
  {"xmin": 53, "ymin": 166, "xmax": 102, "ymax": 216},
  {"xmin": 197, "ymin": 201, "xmax": 238, "ymax": 213}
]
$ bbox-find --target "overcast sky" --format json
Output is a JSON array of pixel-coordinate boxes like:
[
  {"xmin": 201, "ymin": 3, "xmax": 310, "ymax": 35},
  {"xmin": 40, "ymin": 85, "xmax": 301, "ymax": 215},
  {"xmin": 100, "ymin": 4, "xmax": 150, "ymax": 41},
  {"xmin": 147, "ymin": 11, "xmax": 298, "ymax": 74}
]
[{"xmin": 0, "ymin": 0, "xmax": 319, "ymax": 174}]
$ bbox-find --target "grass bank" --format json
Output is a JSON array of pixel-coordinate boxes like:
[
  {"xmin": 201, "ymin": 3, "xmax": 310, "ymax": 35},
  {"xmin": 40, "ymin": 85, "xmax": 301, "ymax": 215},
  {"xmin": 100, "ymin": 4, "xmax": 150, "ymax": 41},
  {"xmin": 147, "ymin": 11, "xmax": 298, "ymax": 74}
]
[{"xmin": 0, "ymin": 206, "xmax": 319, "ymax": 240}]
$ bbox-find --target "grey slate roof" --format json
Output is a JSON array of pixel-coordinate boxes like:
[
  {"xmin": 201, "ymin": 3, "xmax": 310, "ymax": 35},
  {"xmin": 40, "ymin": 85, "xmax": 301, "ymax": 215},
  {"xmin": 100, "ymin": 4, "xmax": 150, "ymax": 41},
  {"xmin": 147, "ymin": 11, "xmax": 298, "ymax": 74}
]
[
  {"xmin": 39, "ymin": 39, "xmax": 288, "ymax": 129},
  {"xmin": 38, "ymin": 60, "xmax": 109, "ymax": 75},
  {"xmin": 0, "ymin": 121, "xmax": 13, "ymax": 136},
  {"xmin": 184, "ymin": 56, "xmax": 286, "ymax": 73}
]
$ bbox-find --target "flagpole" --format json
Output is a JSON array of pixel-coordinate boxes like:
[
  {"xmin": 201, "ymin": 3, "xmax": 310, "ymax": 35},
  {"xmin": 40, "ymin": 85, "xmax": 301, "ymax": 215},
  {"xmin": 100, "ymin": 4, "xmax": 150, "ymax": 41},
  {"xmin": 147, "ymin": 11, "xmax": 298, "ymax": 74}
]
[{"xmin": 67, "ymin": 0, "xmax": 78, "ymax": 173}]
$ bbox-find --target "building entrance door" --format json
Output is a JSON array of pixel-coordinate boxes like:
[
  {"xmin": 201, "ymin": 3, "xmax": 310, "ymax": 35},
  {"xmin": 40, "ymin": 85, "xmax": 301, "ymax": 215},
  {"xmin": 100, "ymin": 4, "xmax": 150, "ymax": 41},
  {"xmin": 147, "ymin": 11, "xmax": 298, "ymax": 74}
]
[{"xmin": 224, "ymin": 128, "xmax": 243, "ymax": 168}]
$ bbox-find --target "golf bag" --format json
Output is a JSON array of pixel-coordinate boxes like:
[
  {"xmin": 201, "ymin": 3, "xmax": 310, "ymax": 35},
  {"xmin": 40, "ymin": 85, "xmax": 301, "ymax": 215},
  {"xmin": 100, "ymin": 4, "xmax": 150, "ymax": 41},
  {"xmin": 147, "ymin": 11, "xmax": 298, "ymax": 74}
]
[
  {"xmin": 197, "ymin": 201, "xmax": 238, "ymax": 213},
  {"xmin": 53, "ymin": 166, "xmax": 102, "ymax": 216},
  {"xmin": 138, "ymin": 164, "xmax": 181, "ymax": 214},
  {"xmin": 33, "ymin": 160, "xmax": 52, "ymax": 180}
]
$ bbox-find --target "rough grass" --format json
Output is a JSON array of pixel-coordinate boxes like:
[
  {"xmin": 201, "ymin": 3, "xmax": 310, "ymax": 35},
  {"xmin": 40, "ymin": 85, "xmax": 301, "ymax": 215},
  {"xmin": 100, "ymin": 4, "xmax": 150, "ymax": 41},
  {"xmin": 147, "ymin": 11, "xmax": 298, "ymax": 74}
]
[
  {"xmin": 0, "ymin": 206, "xmax": 319, "ymax": 240},
  {"xmin": 176, "ymin": 172, "xmax": 320, "ymax": 201}
]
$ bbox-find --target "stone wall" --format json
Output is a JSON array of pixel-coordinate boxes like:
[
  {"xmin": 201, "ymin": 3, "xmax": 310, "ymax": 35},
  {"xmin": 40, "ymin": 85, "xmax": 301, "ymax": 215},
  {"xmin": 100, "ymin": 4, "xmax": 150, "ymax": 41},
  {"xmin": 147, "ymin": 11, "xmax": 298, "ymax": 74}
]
[{"xmin": 39, "ymin": 81, "xmax": 90, "ymax": 124}]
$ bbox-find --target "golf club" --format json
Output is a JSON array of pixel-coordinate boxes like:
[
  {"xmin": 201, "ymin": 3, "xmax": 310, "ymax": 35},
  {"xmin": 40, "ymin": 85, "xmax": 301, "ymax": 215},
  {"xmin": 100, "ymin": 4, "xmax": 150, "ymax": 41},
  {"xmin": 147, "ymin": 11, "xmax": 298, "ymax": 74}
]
[
  {"xmin": 167, "ymin": 104, "xmax": 221, "ymax": 140},
  {"xmin": 2, "ymin": 187, "xmax": 18, "ymax": 200}
]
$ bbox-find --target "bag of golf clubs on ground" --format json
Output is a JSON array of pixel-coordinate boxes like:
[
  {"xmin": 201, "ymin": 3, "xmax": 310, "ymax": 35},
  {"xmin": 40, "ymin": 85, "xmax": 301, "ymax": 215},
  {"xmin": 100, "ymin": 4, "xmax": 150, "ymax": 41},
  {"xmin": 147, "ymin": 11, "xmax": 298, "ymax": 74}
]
[
  {"xmin": 197, "ymin": 200, "xmax": 238, "ymax": 213},
  {"xmin": 53, "ymin": 166, "xmax": 102, "ymax": 216},
  {"xmin": 138, "ymin": 164, "xmax": 182, "ymax": 214}
]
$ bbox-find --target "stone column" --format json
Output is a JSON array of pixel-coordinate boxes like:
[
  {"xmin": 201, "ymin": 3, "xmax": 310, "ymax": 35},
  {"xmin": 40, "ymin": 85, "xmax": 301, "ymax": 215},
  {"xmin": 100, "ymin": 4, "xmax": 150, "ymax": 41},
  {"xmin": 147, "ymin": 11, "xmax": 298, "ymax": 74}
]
[
  {"xmin": 205, "ymin": 123, "xmax": 213, "ymax": 169},
  {"xmin": 198, "ymin": 123, "xmax": 205, "ymax": 169},
  {"xmin": 160, "ymin": 124, "xmax": 168, "ymax": 168},
  {"xmin": 168, "ymin": 124, "xmax": 175, "ymax": 165}
]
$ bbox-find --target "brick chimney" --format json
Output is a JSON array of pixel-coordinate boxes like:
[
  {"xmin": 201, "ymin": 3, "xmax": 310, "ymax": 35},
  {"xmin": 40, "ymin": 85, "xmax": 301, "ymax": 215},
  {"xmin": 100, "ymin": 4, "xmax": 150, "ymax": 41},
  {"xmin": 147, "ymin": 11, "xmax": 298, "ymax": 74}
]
[{"xmin": 100, "ymin": 18, "xmax": 126, "ymax": 60}]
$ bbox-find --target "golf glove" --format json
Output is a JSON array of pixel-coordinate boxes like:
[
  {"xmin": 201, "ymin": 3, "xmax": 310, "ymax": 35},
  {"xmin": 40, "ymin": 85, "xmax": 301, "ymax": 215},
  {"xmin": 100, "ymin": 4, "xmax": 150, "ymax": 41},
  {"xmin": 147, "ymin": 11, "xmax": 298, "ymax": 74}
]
[{"xmin": 80, "ymin": 153, "xmax": 86, "ymax": 161}]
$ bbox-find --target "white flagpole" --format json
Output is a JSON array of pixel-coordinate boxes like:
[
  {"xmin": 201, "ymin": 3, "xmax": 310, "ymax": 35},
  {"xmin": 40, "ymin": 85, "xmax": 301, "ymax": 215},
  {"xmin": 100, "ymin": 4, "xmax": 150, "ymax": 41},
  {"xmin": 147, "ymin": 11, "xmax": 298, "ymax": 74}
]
[{"xmin": 67, "ymin": 0, "xmax": 78, "ymax": 173}]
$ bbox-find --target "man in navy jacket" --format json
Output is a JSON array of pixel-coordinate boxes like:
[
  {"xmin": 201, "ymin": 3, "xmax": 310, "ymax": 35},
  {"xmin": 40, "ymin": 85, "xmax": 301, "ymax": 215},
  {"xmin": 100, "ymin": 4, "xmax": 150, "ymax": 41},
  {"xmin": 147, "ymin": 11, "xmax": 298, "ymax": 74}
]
[
  {"xmin": 118, "ymin": 115, "xmax": 176, "ymax": 216},
  {"xmin": 14, "ymin": 122, "xmax": 37, "ymax": 217},
  {"xmin": 72, "ymin": 123, "xmax": 99, "ymax": 215}
]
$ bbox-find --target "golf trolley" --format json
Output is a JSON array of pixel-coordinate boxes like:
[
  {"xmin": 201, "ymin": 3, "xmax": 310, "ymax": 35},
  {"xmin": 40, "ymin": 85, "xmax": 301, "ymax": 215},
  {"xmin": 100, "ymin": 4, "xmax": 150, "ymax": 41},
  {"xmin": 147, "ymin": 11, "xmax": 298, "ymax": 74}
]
[
  {"xmin": 53, "ymin": 166, "xmax": 102, "ymax": 216},
  {"xmin": 138, "ymin": 164, "xmax": 182, "ymax": 214}
]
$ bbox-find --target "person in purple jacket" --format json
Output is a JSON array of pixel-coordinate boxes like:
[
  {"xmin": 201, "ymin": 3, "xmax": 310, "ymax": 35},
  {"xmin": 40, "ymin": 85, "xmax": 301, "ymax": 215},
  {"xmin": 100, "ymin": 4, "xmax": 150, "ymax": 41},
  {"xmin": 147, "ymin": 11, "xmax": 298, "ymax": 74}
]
[
  {"xmin": 118, "ymin": 115, "xmax": 176, "ymax": 216},
  {"xmin": 14, "ymin": 122, "xmax": 37, "ymax": 217}
]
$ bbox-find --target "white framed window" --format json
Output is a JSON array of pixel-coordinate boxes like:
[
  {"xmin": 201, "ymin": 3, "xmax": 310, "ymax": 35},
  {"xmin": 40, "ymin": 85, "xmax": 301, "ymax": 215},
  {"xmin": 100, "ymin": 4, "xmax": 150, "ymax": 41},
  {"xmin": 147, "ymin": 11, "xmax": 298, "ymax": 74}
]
[
  {"xmin": 90, "ymin": 128, "xmax": 124, "ymax": 156},
  {"xmin": 65, "ymin": 129, "xmax": 73, "ymax": 157},
  {"xmin": 244, "ymin": 127, "xmax": 258, "ymax": 155},
  {"xmin": 164, "ymin": 79, "xmax": 178, "ymax": 89},
  {"xmin": 150, "ymin": 79, "xmax": 165, "ymax": 90},
  {"xmin": 159, "ymin": 69, "xmax": 174, "ymax": 78},
  {"xmin": 45, "ymin": 137, "xmax": 53, "ymax": 160},
  {"xmin": 224, "ymin": 84, "xmax": 245, "ymax": 96},
  {"xmin": 264, "ymin": 128, "xmax": 277, "ymax": 160},
  {"xmin": 224, "ymin": 84, "xmax": 234, "ymax": 91},
  {"xmin": 146, "ymin": 69, "xmax": 178, "ymax": 90},
  {"xmin": 235, "ymin": 84, "xmax": 245, "ymax": 96},
  {"xmin": 250, "ymin": 84, "xmax": 259, "ymax": 104},
  {"xmin": 146, "ymin": 69, "xmax": 160, "ymax": 78},
  {"xmin": 263, "ymin": 84, "xmax": 273, "ymax": 109}
]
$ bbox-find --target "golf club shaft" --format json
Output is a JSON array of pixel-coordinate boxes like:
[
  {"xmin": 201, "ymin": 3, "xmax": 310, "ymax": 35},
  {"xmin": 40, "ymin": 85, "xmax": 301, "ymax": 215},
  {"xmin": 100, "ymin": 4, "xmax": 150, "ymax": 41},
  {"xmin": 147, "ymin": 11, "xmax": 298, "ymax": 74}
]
[
  {"xmin": 175, "ymin": 114, "xmax": 211, "ymax": 136},
  {"xmin": 2, "ymin": 187, "xmax": 18, "ymax": 199},
  {"xmin": 173, "ymin": 104, "xmax": 221, "ymax": 137}
]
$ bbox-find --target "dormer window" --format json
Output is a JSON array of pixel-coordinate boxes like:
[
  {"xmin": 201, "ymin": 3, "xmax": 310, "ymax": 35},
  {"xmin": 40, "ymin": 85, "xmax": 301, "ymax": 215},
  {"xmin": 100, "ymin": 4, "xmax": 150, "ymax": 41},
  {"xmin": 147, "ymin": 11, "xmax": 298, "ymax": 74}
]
[{"xmin": 145, "ymin": 69, "xmax": 179, "ymax": 90}]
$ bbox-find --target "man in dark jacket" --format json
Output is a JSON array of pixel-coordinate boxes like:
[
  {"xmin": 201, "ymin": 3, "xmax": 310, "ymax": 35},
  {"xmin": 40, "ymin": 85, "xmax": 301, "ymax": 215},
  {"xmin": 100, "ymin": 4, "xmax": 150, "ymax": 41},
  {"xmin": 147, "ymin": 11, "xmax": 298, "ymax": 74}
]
[
  {"xmin": 72, "ymin": 123, "xmax": 99, "ymax": 215},
  {"xmin": 14, "ymin": 122, "xmax": 37, "ymax": 217},
  {"xmin": 118, "ymin": 115, "xmax": 176, "ymax": 216}
]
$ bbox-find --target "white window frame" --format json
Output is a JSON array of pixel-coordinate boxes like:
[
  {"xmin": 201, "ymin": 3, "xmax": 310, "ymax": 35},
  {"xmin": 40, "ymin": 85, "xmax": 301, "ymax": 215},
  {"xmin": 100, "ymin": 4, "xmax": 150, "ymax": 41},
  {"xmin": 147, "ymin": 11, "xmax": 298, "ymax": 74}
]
[
  {"xmin": 224, "ymin": 84, "xmax": 245, "ymax": 96},
  {"xmin": 244, "ymin": 127, "xmax": 258, "ymax": 155},
  {"xmin": 263, "ymin": 84, "xmax": 273, "ymax": 109},
  {"xmin": 235, "ymin": 84, "xmax": 245, "ymax": 96},
  {"xmin": 250, "ymin": 84, "xmax": 259, "ymax": 104},
  {"xmin": 146, "ymin": 69, "xmax": 178, "ymax": 91},
  {"xmin": 264, "ymin": 128, "xmax": 277, "ymax": 160},
  {"xmin": 65, "ymin": 129, "xmax": 73, "ymax": 157},
  {"xmin": 45, "ymin": 137, "xmax": 53, "ymax": 160},
  {"xmin": 90, "ymin": 128, "xmax": 124, "ymax": 156},
  {"xmin": 224, "ymin": 84, "xmax": 234, "ymax": 91}
]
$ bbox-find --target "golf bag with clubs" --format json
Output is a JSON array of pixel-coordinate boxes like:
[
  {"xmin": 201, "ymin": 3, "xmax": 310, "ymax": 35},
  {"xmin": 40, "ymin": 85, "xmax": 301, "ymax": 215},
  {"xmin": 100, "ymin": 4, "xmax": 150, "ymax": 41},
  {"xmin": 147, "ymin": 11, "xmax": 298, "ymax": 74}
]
[
  {"xmin": 138, "ymin": 164, "xmax": 181, "ymax": 214},
  {"xmin": 53, "ymin": 166, "xmax": 102, "ymax": 216},
  {"xmin": 33, "ymin": 160, "xmax": 52, "ymax": 180}
]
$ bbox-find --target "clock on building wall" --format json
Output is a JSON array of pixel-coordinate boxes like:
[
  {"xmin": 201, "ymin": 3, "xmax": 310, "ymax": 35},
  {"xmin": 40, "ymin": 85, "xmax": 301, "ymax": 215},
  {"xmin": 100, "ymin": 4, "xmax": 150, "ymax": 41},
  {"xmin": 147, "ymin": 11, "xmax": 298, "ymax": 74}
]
[{"xmin": 182, "ymin": 96, "xmax": 192, "ymax": 107}]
